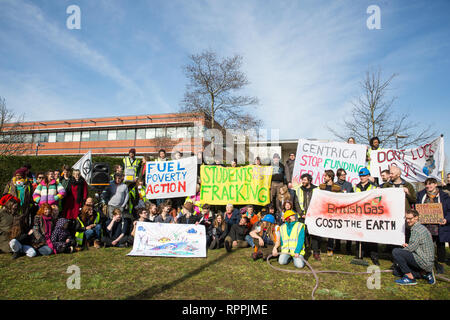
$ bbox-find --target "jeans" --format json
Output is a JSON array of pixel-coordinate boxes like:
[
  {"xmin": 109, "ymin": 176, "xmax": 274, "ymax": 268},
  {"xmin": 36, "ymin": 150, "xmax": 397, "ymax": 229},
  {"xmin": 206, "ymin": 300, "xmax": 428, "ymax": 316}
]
[
  {"xmin": 37, "ymin": 245, "xmax": 53, "ymax": 256},
  {"xmin": 85, "ymin": 224, "xmax": 102, "ymax": 241},
  {"xmin": 245, "ymin": 234, "xmax": 254, "ymax": 248},
  {"xmin": 278, "ymin": 253, "xmax": 305, "ymax": 268},
  {"xmin": 9, "ymin": 239, "xmax": 36, "ymax": 257},
  {"xmin": 392, "ymin": 248, "xmax": 424, "ymax": 278}
]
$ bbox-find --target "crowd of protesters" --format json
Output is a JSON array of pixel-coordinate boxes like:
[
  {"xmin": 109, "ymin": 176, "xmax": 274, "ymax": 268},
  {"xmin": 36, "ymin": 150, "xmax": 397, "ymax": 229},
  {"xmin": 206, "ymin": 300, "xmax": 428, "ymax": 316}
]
[{"xmin": 0, "ymin": 138, "xmax": 449, "ymax": 286}]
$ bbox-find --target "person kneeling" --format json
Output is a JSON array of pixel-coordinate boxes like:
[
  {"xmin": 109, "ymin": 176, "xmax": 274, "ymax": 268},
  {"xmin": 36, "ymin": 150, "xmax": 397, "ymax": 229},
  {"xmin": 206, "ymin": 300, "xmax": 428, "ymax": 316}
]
[
  {"xmin": 392, "ymin": 209, "xmax": 435, "ymax": 285},
  {"xmin": 249, "ymin": 214, "xmax": 279, "ymax": 261},
  {"xmin": 277, "ymin": 210, "xmax": 306, "ymax": 268}
]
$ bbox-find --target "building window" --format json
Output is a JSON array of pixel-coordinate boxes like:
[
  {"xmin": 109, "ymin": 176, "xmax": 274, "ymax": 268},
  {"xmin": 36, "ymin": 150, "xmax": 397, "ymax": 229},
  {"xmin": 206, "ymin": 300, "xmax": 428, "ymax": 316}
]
[
  {"xmin": 48, "ymin": 133, "xmax": 56, "ymax": 142},
  {"xmin": 146, "ymin": 128, "xmax": 155, "ymax": 139},
  {"xmin": 136, "ymin": 129, "xmax": 145, "ymax": 140},
  {"xmin": 64, "ymin": 132, "xmax": 73, "ymax": 142},
  {"xmin": 108, "ymin": 130, "xmax": 117, "ymax": 141},
  {"xmin": 90, "ymin": 131, "xmax": 99, "ymax": 141},
  {"xmin": 56, "ymin": 132, "xmax": 65, "ymax": 142},
  {"xmin": 126, "ymin": 129, "xmax": 135, "ymax": 140},
  {"xmin": 117, "ymin": 130, "xmax": 126, "ymax": 140},
  {"xmin": 99, "ymin": 130, "xmax": 108, "ymax": 141},
  {"xmin": 186, "ymin": 127, "xmax": 194, "ymax": 138},
  {"xmin": 155, "ymin": 127, "xmax": 165, "ymax": 138},
  {"xmin": 40, "ymin": 133, "xmax": 49, "ymax": 142},
  {"xmin": 73, "ymin": 132, "xmax": 81, "ymax": 142},
  {"xmin": 81, "ymin": 131, "xmax": 90, "ymax": 142},
  {"xmin": 176, "ymin": 127, "xmax": 187, "ymax": 139},
  {"xmin": 166, "ymin": 127, "xmax": 176, "ymax": 139}
]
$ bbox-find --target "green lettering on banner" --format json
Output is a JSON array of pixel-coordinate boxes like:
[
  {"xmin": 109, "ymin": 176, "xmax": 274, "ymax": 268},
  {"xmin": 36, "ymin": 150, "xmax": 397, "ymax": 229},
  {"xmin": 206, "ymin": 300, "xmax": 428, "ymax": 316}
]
[
  {"xmin": 258, "ymin": 187, "xmax": 268, "ymax": 203},
  {"xmin": 202, "ymin": 166, "xmax": 211, "ymax": 183},
  {"xmin": 200, "ymin": 185, "xmax": 211, "ymax": 201},
  {"xmin": 212, "ymin": 185, "xmax": 220, "ymax": 200},
  {"xmin": 221, "ymin": 185, "xmax": 230, "ymax": 201}
]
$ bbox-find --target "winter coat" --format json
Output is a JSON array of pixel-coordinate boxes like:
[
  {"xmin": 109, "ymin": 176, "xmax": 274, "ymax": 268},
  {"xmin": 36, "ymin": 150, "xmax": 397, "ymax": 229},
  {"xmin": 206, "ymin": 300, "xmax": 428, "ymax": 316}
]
[
  {"xmin": 224, "ymin": 209, "xmax": 240, "ymax": 231},
  {"xmin": 177, "ymin": 214, "xmax": 200, "ymax": 224},
  {"xmin": 0, "ymin": 208, "xmax": 13, "ymax": 253},
  {"xmin": 382, "ymin": 179, "xmax": 416, "ymax": 210},
  {"xmin": 63, "ymin": 177, "xmax": 88, "ymax": 220},
  {"xmin": 416, "ymin": 189, "xmax": 450, "ymax": 242},
  {"xmin": 209, "ymin": 223, "xmax": 228, "ymax": 241},
  {"xmin": 3, "ymin": 178, "xmax": 33, "ymax": 217},
  {"xmin": 319, "ymin": 183, "xmax": 343, "ymax": 193},
  {"xmin": 285, "ymin": 158, "xmax": 296, "ymax": 184},
  {"xmin": 33, "ymin": 180, "xmax": 66, "ymax": 206},
  {"xmin": 31, "ymin": 215, "xmax": 56, "ymax": 250}
]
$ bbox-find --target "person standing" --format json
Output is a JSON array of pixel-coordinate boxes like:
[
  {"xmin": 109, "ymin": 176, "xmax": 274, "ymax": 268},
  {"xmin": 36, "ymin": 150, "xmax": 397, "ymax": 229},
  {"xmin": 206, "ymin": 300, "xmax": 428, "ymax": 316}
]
[
  {"xmin": 379, "ymin": 169, "xmax": 390, "ymax": 188},
  {"xmin": 382, "ymin": 166, "xmax": 416, "ymax": 210},
  {"xmin": 32, "ymin": 171, "xmax": 66, "ymax": 207},
  {"xmin": 416, "ymin": 178, "xmax": 450, "ymax": 273},
  {"xmin": 354, "ymin": 167, "xmax": 380, "ymax": 265},
  {"xmin": 285, "ymin": 152, "xmax": 296, "ymax": 190},
  {"xmin": 101, "ymin": 173, "xmax": 129, "ymax": 219},
  {"xmin": 319, "ymin": 170, "xmax": 342, "ymax": 257},
  {"xmin": 63, "ymin": 169, "xmax": 88, "ymax": 220},
  {"xmin": 270, "ymin": 153, "xmax": 286, "ymax": 212},
  {"xmin": 3, "ymin": 167, "xmax": 33, "ymax": 223},
  {"xmin": 392, "ymin": 209, "xmax": 435, "ymax": 285},
  {"xmin": 335, "ymin": 168, "xmax": 353, "ymax": 193},
  {"xmin": 123, "ymin": 148, "xmax": 142, "ymax": 183},
  {"xmin": 295, "ymin": 173, "xmax": 319, "ymax": 259}
]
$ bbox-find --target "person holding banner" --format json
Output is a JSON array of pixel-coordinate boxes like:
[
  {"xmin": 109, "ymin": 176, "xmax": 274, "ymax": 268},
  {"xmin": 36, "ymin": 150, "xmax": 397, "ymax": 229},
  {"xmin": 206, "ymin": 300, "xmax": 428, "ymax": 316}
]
[
  {"xmin": 155, "ymin": 203, "xmax": 174, "ymax": 223},
  {"xmin": 354, "ymin": 167, "xmax": 380, "ymax": 265},
  {"xmin": 366, "ymin": 137, "xmax": 382, "ymax": 170},
  {"xmin": 276, "ymin": 210, "xmax": 306, "ymax": 269},
  {"xmin": 123, "ymin": 149, "xmax": 142, "ymax": 183},
  {"xmin": 382, "ymin": 166, "xmax": 416, "ymax": 210},
  {"xmin": 294, "ymin": 173, "xmax": 320, "ymax": 259},
  {"xmin": 416, "ymin": 178, "xmax": 450, "ymax": 273},
  {"xmin": 319, "ymin": 170, "xmax": 342, "ymax": 257},
  {"xmin": 392, "ymin": 209, "xmax": 435, "ymax": 285}
]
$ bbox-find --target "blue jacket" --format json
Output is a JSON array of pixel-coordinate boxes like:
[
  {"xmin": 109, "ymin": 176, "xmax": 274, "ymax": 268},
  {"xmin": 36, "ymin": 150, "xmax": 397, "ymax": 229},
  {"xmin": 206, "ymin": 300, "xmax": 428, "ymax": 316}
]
[
  {"xmin": 224, "ymin": 208, "xmax": 240, "ymax": 231},
  {"xmin": 416, "ymin": 189, "xmax": 450, "ymax": 242}
]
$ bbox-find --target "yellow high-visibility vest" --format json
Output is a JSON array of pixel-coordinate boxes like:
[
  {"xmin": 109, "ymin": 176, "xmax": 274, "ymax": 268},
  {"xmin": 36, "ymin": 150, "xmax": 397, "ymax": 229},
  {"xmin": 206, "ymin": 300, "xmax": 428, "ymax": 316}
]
[
  {"xmin": 354, "ymin": 183, "xmax": 377, "ymax": 193},
  {"xmin": 75, "ymin": 212, "xmax": 101, "ymax": 246},
  {"xmin": 280, "ymin": 222, "xmax": 306, "ymax": 256},
  {"xmin": 123, "ymin": 157, "xmax": 141, "ymax": 181}
]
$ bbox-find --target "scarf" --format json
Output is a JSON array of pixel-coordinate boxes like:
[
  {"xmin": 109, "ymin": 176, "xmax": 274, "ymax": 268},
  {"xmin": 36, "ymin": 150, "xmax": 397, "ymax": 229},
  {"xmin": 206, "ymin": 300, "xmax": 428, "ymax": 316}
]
[
  {"xmin": 42, "ymin": 215, "xmax": 56, "ymax": 254},
  {"xmin": 68, "ymin": 177, "xmax": 85, "ymax": 205},
  {"xmin": 425, "ymin": 189, "xmax": 439, "ymax": 203}
]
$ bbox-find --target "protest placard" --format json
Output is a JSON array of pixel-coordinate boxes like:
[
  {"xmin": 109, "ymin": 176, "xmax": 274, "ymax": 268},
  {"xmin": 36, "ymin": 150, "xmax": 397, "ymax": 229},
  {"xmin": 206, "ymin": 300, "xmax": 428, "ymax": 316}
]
[
  {"xmin": 200, "ymin": 165, "xmax": 272, "ymax": 205},
  {"xmin": 416, "ymin": 203, "xmax": 445, "ymax": 224},
  {"xmin": 145, "ymin": 156, "xmax": 197, "ymax": 199},
  {"xmin": 291, "ymin": 139, "xmax": 367, "ymax": 187},
  {"xmin": 370, "ymin": 136, "xmax": 445, "ymax": 183},
  {"xmin": 128, "ymin": 222, "xmax": 206, "ymax": 258},
  {"xmin": 305, "ymin": 188, "xmax": 405, "ymax": 245}
]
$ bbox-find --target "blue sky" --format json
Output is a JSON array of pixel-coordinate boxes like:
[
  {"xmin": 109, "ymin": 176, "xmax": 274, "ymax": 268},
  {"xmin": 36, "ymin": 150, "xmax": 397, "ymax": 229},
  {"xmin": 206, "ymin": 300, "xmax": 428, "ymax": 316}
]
[{"xmin": 1, "ymin": 0, "xmax": 449, "ymax": 156}]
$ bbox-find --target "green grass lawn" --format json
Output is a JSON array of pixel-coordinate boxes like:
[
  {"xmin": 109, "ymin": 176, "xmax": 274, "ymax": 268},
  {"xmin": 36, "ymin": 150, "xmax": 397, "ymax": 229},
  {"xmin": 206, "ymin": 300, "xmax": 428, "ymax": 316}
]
[{"xmin": 0, "ymin": 246, "xmax": 449, "ymax": 300}]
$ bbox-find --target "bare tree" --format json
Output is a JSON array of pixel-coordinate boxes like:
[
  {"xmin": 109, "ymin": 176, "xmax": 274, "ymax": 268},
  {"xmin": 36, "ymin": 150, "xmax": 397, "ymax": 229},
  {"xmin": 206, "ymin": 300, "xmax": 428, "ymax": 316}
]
[
  {"xmin": 180, "ymin": 50, "xmax": 261, "ymax": 132},
  {"xmin": 0, "ymin": 97, "xmax": 32, "ymax": 156},
  {"xmin": 328, "ymin": 68, "xmax": 436, "ymax": 149}
]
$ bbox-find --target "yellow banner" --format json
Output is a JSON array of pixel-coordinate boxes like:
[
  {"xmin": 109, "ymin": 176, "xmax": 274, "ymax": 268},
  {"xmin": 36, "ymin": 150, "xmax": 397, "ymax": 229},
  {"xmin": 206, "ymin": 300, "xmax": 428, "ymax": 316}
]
[{"xmin": 200, "ymin": 165, "xmax": 273, "ymax": 205}]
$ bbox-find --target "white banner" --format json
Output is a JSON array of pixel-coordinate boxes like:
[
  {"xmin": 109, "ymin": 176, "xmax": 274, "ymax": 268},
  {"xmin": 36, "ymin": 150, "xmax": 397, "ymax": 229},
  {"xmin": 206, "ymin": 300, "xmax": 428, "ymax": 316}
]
[
  {"xmin": 127, "ymin": 222, "xmax": 207, "ymax": 258},
  {"xmin": 305, "ymin": 188, "xmax": 405, "ymax": 245},
  {"xmin": 72, "ymin": 151, "xmax": 92, "ymax": 184},
  {"xmin": 145, "ymin": 156, "xmax": 197, "ymax": 199},
  {"xmin": 292, "ymin": 139, "xmax": 367, "ymax": 187},
  {"xmin": 371, "ymin": 136, "xmax": 445, "ymax": 183}
]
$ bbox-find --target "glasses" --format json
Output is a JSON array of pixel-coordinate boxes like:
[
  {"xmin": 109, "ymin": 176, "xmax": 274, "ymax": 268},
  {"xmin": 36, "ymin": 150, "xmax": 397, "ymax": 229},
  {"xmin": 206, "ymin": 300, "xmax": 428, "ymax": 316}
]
[{"xmin": 37, "ymin": 176, "xmax": 44, "ymax": 179}]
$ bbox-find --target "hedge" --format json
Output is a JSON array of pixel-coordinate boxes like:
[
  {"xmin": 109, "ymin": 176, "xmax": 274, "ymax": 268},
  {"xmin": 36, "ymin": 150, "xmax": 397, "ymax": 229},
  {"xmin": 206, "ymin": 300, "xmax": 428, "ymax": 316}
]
[{"xmin": 0, "ymin": 155, "xmax": 124, "ymax": 194}]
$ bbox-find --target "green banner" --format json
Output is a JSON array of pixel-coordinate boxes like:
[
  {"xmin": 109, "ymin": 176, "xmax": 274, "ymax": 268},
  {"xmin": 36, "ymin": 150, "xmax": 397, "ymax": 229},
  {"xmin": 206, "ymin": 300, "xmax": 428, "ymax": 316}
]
[{"xmin": 200, "ymin": 165, "xmax": 273, "ymax": 205}]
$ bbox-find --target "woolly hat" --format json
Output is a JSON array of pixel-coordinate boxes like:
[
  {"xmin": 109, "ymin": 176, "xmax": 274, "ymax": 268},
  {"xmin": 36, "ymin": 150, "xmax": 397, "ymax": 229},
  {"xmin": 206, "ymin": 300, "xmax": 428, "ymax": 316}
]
[{"xmin": 14, "ymin": 167, "xmax": 28, "ymax": 177}]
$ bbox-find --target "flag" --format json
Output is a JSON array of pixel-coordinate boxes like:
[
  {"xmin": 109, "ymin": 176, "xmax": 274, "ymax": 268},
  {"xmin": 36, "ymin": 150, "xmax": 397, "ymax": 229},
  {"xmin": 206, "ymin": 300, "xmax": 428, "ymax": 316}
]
[{"xmin": 72, "ymin": 151, "xmax": 92, "ymax": 184}]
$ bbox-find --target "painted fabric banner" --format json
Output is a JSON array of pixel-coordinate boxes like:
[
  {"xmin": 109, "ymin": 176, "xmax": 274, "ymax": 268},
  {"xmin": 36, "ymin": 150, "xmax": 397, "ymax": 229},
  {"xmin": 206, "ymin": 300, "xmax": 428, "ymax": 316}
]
[
  {"xmin": 200, "ymin": 165, "xmax": 272, "ymax": 205},
  {"xmin": 305, "ymin": 188, "xmax": 405, "ymax": 245},
  {"xmin": 292, "ymin": 139, "xmax": 367, "ymax": 187},
  {"xmin": 145, "ymin": 156, "xmax": 197, "ymax": 199},
  {"xmin": 128, "ymin": 222, "xmax": 207, "ymax": 258},
  {"xmin": 370, "ymin": 136, "xmax": 445, "ymax": 183}
]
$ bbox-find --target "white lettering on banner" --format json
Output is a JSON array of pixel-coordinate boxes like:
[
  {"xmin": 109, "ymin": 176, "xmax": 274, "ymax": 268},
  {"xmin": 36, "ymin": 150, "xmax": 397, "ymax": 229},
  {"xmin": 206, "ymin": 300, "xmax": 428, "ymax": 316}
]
[{"xmin": 305, "ymin": 188, "xmax": 405, "ymax": 246}]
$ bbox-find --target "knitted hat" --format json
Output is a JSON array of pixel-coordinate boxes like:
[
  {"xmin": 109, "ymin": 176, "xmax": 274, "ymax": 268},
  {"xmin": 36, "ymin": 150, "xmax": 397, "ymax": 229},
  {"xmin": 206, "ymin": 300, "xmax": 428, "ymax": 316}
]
[
  {"xmin": 15, "ymin": 167, "xmax": 28, "ymax": 177},
  {"xmin": 129, "ymin": 148, "xmax": 136, "ymax": 154}
]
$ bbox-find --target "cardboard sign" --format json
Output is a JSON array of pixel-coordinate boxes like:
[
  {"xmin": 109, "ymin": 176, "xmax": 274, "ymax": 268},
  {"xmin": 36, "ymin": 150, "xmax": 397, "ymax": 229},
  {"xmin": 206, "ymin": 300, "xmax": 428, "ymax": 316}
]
[
  {"xmin": 416, "ymin": 203, "xmax": 445, "ymax": 224},
  {"xmin": 305, "ymin": 188, "xmax": 406, "ymax": 245}
]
